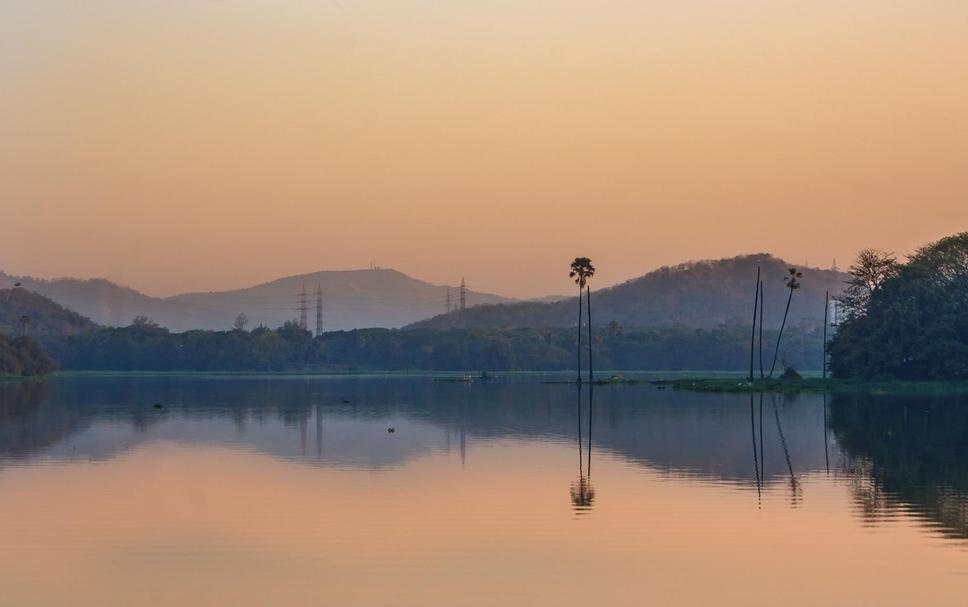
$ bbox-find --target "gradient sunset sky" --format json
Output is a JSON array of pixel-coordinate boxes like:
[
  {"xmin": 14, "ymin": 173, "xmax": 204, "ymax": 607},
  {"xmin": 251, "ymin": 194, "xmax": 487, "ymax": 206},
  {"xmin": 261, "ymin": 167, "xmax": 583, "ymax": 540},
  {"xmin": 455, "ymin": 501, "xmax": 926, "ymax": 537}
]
[{"xmin": 2, "ymin": 1, "xmax": 966, "ymax": 298}]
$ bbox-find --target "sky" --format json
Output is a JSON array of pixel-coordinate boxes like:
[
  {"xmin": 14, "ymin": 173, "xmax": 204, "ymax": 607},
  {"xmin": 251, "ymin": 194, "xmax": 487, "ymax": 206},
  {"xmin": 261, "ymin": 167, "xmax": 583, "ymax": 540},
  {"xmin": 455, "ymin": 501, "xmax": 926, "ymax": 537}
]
[{"xmin": 1, "ymin": 1, "xmax": 966, "ymax": 298}]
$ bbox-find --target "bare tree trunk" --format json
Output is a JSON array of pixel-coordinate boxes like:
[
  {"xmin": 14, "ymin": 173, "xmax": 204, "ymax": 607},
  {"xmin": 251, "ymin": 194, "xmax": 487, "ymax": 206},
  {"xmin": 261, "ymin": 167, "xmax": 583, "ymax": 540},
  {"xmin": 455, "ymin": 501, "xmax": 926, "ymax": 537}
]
[
  {"xmin": 822, "ymin": 291, "xmax": 829, "ymax": 379},
  {"xmin": 769, "ymin": 287, "xmax": 794, "ymax": 378},
  {"xmin": 587, "ymin": 384, "xmax": 594, "ymax": 478},
  {"xmin": 750, "ymin": 267, "xmax": 760, "ymax": 382},
  {"xmin": 576, "ymin": 286, "xmax": 583, "ymax": 384},
  {"xmin": 586, "ymin": 286, "xmax": 594, "ymax": 383},
  {"xmin": 759, "ymin": 280, "xmax": 765, "ymax": 378}
]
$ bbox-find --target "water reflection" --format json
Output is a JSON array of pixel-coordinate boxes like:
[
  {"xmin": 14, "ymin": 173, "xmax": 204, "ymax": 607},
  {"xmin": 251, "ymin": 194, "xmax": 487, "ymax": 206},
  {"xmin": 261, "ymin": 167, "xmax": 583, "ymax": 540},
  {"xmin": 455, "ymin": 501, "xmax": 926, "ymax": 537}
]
[
  {"xmin": 1, "ymin": 378, "xmax": 968, "ymax": 539},
  {"xmin": 771, "ymin": 395, "xmax": 802, "ymax": 505},
  {"xmin": 570, "ymin": 386, "xmax": 595, "ymax": 513},
  {"xmin": 749, "ymin": 393, "xmax": 761, "ymax": 503},
  {"xmin": 827, "ymin": 393, "xmax": 968, "ymax": 539}
]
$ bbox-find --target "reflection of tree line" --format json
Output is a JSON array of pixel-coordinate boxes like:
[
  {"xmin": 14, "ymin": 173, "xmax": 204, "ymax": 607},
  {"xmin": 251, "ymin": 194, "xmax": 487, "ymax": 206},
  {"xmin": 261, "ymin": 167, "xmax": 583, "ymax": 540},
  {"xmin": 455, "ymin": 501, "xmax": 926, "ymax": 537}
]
[
  {"xmin": 4, "ymin": 379, "xmax": 968, "ymax": 538},
  {"xmin": 827, "ymin": 394, "xmax": 968, "ymax": 539}
]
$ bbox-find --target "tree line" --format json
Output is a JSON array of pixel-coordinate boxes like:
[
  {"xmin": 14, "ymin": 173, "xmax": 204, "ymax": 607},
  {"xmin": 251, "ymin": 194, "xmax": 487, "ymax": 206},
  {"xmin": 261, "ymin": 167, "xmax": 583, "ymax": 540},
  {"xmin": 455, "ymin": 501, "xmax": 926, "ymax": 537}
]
[
  {"xmin": 0, "ymin": 334, "xmax": 57, "ymax": 376},
  {"xmin": 828, "ymin": 232, "xmax": 968, "ymax": 380},
  {"xmin": 40, "ymin": 319, "xmax": 823, "ymax": 373}
]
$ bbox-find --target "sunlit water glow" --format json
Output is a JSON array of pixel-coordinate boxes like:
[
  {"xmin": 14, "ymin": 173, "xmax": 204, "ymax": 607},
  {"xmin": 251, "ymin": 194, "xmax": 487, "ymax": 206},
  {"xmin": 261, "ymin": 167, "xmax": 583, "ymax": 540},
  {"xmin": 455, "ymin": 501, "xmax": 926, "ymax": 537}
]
[{"xmin": 1, "ymin": 377, "xmax": 965, "ymax": 606}]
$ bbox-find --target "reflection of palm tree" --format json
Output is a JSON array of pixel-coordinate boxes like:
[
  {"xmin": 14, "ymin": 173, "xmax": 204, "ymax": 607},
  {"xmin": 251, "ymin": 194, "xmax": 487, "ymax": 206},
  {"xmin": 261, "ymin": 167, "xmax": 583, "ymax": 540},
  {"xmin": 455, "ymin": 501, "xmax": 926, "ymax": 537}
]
[
  {"xmin": 750, "ymin": 393, "xmax": 762, "ymax": 504},
  {"xmin": 570, "ymin": 386, "xmax": 595, "ymax": 512},
  {"xmin": 822, "ymin": 393, "xmax": 829, "ymax": 475},
  {"xmin": 759, "ymin": 393, "xmax": 764, "ymax": 481},
  {"xmin": 772, "ymin": 396, "xmax": 802, "ymax": 504}
]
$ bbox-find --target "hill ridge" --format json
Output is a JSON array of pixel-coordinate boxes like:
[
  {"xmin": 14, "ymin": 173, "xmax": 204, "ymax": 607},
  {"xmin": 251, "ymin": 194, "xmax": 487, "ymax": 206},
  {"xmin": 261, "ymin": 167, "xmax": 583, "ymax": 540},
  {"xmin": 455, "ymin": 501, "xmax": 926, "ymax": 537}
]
[{"xmin": 409, "ymin": 253, "xmax": 846, "ymax": 330}]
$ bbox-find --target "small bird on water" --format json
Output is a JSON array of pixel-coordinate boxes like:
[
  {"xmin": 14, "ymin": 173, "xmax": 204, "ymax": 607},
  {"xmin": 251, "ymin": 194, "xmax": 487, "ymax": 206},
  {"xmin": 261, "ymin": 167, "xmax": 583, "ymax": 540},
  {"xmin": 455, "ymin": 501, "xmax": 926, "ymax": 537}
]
[{"xmin": 387, "ymin": 427, "xmax": 395, "ymax": 433}]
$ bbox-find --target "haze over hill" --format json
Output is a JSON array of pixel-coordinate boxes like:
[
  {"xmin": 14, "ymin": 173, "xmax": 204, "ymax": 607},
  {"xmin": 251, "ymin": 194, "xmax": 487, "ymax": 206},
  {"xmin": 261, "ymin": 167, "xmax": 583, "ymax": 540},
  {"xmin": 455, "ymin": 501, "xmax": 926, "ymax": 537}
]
[
  {"xmin": 0, "ymin": 269, "xmax": 509, "ymax": 332},
  {"xmin": 411, "ymin": 254, "xmax": 847, "ymax": 330},
  {"xmin": 0, "ymin": 288, "xmax": 97, "ymax": 337}
]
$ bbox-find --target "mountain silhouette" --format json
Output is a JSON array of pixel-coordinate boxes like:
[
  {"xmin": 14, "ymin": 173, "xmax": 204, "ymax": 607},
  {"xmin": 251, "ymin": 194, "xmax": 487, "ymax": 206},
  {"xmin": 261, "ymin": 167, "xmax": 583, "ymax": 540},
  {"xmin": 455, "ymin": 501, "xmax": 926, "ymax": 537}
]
[{"xmin": 411, "ymin": 254, "xmax": 847, "ymax": 330}]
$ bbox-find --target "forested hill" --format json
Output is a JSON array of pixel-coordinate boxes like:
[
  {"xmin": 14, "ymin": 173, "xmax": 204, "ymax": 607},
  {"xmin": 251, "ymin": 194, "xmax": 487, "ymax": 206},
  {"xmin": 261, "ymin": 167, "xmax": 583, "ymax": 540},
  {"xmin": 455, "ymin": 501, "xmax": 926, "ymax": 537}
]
[
  {"xmin": 0, "ymin": 288, "xmax": 97, "ymax": 336},
  {"xmin": 410, "ymin": 254, "xmax": 847, "ymax": 330}
]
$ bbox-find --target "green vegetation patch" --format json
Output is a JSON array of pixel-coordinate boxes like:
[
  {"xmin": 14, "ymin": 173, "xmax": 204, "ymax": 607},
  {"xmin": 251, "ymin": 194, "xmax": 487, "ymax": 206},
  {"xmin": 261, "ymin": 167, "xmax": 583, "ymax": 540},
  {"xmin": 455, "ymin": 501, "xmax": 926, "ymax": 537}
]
[{"xmin": 664, "ymin": 377, "xmax": 968, "ymax": 395}]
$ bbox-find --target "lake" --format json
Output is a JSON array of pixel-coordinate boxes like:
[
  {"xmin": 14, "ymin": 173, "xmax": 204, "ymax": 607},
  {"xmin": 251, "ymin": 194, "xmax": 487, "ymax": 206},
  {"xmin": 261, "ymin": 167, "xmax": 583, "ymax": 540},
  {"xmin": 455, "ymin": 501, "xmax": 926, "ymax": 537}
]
[{"xmin": 1, "ymin": 376, "xmax": 966, "ymax": 606}]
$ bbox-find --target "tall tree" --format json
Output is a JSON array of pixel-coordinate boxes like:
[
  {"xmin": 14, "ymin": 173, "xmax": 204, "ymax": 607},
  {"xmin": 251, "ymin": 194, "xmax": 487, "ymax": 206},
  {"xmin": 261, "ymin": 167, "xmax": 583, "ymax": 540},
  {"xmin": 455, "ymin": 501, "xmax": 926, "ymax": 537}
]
[
  {"xmin": 836, "ymin": 248, "xmax": 898, "ymax": 320},
  {"xmin": 758, "ymin": 278, "xmax": 765, "ymax": 378},
  {"xmin": 749, "ymin": 266, "xmax": 761, "ymax": 382},
  {"xmin": 233, "ymin": 313, "xmax": 249, "ymax": 332},
  {"xmin": 569, "ymin": 257, "xmax": 595, "ymax": 384},
  {"xmin": 768, "ymin": 267, "xmax": 802, "ymax": 378},
  {"xmin": 822, "ymin": 291, "xmax": 829, "ymax": 379}
]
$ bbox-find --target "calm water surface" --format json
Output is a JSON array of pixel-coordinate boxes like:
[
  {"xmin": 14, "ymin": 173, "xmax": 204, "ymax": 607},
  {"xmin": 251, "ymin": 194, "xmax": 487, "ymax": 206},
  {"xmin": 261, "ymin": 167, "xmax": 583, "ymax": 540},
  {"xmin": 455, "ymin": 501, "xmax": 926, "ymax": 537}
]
[{"xmin": 1, "ymin": 377, "xmax": 966, "ymax": 606}]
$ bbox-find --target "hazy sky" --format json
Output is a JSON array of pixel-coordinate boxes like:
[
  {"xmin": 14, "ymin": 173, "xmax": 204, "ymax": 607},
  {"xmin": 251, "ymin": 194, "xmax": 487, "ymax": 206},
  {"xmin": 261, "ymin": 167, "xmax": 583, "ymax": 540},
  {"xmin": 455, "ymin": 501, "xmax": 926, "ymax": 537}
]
[{"xmin": 2, "ymin": 1, "xmax": 966, "ymax": 298}]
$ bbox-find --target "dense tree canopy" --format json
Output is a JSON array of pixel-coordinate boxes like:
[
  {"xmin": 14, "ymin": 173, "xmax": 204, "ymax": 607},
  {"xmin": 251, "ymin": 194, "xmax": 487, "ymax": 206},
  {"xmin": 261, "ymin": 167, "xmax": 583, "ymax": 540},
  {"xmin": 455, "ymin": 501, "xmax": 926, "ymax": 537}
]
[
  {"xmin": 44, "ymin": 321, "xmax": 822, "ymax": 373},
  {"xmin": 829, "ymin": 233, "xmax": 968, "ymax": 380},
  {"xmin": 0, "ymin": 335, "xmax": 58, "ymax": 376}
]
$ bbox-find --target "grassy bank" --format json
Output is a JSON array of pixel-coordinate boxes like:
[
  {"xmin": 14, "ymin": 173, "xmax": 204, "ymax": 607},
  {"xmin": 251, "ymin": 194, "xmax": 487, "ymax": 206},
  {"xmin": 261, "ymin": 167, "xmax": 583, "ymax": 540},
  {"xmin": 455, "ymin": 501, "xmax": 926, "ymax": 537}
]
[{"xmin": 662, "ymin": 377, "xmax": 968, "ymax": 395}]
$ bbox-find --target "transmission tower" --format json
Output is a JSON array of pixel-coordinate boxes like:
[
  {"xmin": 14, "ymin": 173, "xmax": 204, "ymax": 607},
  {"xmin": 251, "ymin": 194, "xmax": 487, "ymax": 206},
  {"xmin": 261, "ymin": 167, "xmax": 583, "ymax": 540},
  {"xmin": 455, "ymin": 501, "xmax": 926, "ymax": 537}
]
[
  {"xmin": 445, "ymin": 287, "xmax": 452, "ymax": 314},
  {"xmin": 459, "ymin": 277, "xmax": 466, "ymax": 312},
  {"xmin": 315, "ymin": 285, "xmax": 323, "ymax": 337},
  {"xmin": 298, "ymin": 285, "xmax": 308, "ymax": 330}
]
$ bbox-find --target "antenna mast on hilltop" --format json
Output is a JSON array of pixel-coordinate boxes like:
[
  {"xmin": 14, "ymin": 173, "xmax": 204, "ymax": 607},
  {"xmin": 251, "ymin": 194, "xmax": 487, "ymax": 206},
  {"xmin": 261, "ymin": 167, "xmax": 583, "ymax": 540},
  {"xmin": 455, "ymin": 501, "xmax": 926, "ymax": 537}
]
[
  {"xmin": 298, "ymin": 285, "xmax": 308, "ymax": 330},
  {"xmin": 459, "ymin": 278, "xmax": 466, "ymax": 312},
  {"xmin": 315, "ymin": 285, "xmax": 323, "ymax": 337}
]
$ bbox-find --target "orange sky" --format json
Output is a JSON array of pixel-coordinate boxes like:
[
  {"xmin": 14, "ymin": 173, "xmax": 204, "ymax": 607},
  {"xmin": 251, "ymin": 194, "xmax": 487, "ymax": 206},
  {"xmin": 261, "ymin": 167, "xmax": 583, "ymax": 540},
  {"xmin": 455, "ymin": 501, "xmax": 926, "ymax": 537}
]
[{"xmin": 2, "ymin": 1, "xmax": 966, "ymax": 298}]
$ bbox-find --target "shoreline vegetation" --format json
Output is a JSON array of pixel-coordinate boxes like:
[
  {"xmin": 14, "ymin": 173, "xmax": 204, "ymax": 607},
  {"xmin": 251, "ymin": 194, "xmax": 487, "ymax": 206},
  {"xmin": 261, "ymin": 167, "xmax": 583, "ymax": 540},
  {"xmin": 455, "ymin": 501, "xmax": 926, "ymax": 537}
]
[
  {"xmin": 659, "ymin": 377, "xmax": 968, "ymax": 395},
  {"xmin": 32, "ymin": 369, "xmax": 968, "ymax": 396}
]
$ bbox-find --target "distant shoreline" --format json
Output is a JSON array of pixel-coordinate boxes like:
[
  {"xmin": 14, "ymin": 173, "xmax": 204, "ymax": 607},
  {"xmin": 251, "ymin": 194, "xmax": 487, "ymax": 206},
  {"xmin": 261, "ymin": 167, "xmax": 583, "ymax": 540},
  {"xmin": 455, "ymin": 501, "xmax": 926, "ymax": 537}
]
[
  {"xmin": 661, "ymin": 377, "xmax": 968, "ymax": 395},
  {"xmin": 14, "ymin": 371, "xmax": 964, "ymax": 396}
]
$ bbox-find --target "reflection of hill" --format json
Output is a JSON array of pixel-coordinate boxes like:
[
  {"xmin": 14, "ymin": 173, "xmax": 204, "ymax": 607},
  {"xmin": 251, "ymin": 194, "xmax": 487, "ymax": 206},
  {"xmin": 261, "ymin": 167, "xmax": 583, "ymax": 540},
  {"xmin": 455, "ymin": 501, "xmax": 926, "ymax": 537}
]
[
  {"xmin": 828, "ymin": 394, "xmax": 968, "ymax": 539},
  {"xmin": 6, "ymin": 378, "xmax": 965, "ymax": 537},
  {"xmin": 0, "ymin": 378, "xmax": 830, "ymax": 486}
]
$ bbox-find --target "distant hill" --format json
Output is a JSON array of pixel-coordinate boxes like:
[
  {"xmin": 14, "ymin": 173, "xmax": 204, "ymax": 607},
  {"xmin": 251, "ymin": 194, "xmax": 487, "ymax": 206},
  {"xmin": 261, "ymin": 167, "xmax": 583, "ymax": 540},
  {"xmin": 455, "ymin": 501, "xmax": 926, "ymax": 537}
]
[
  {"xmin": 0, "ymin": 269, "xmax": 510, "ymax": 332},
  {"xmin": 0, "ymin": 288, "xmax": 98, "ymax": 336},
  {"xmin": 410, "ymin": 254, "xmax": 847, "ymax": 330}
]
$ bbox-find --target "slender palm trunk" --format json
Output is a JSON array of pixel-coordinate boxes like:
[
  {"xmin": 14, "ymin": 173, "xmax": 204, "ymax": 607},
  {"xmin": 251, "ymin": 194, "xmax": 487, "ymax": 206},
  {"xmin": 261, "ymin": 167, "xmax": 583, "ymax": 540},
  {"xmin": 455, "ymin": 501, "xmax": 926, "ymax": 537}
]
[
  {"xmin": 577, "ymin": 385, "xmax": 583, "ymax": 475},
  {"xmin": 576, "ymin": 286, "xmax": 583, "ymax": 384},
  {"xmin": 586, "ymin": 385, "xmax": 593, "ymax": 477},
  {"xmin": 750, "ymin": 393, "xmax": 761, "ymax": 501},
  {"xmin": 749, "ymin": 267, "xmax": 760, "ymax": 382},
  {"xmin": 586, "ymin": 286, "xmax": 593, "ymax": 383},
  {"xmin": 758, "ymin": 280, "xmax": 764, "ymax": 378},
  {"xmin": 768, "ymin": 287, "xmax": 794, "ymax": 378},
  {"xmin": 822, "ymin": 291, "xmax": 829, "ymax": 379}
]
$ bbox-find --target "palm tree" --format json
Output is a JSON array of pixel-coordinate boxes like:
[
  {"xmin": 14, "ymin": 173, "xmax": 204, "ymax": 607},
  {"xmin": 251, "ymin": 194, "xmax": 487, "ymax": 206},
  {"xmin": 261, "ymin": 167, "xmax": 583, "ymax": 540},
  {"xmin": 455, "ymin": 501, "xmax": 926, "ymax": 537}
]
[
  {"xmin": 768, "ymin": 267, "xmax": 803, "ymax": 378},
  {"xmin": 569, "ymin": 257, "xmax": 595, "ymax": 383}
]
